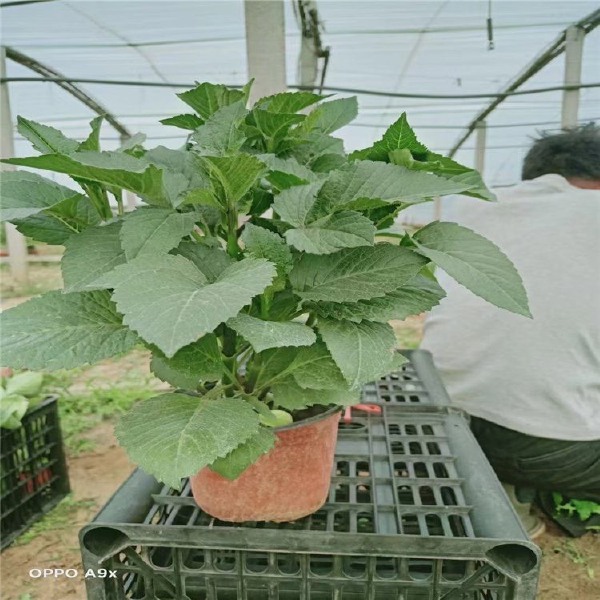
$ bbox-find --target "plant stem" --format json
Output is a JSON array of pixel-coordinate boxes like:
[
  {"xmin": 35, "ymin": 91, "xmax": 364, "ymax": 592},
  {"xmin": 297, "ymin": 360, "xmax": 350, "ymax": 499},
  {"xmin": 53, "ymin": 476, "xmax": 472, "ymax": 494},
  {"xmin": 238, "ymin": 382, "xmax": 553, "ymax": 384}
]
[
  {"xmin": 305, "ymin": 312, "xmax": 316, "ymax": 327},
  {"xmin": 226, "ymin": 206, "xmax": 240, "ymax": 258}
]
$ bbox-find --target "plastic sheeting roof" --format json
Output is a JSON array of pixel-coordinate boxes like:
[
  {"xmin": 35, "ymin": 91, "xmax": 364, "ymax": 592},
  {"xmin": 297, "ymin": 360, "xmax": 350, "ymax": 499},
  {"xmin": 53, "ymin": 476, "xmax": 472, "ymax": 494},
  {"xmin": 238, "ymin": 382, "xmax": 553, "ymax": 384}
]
[{"xmin": 2, "ymin": 1, "xmax": 599, "ymax": 198}]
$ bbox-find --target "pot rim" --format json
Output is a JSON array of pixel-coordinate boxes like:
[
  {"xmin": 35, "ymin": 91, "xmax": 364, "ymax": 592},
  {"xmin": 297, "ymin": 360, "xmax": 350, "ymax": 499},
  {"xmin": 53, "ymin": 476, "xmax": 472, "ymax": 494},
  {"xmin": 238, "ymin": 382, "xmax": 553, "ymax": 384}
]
[{"xmin": 271, "ymin": 404, "xmax": 342, "ymax": 432}]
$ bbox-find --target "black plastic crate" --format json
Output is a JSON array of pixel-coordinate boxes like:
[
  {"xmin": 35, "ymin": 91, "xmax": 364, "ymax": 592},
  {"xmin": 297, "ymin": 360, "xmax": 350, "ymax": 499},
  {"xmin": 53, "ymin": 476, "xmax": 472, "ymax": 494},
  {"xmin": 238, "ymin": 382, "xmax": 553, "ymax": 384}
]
[
  {"xmin": 1, "ymin": 396, "xmax": 70, "ymax": 549},
  {"xmin": 80, "ymin": 408, "xmax": 540, "ymax": 600},
  {"xmin": 361, "ymin": 350, "xmax": 452, "ymax": 411}
]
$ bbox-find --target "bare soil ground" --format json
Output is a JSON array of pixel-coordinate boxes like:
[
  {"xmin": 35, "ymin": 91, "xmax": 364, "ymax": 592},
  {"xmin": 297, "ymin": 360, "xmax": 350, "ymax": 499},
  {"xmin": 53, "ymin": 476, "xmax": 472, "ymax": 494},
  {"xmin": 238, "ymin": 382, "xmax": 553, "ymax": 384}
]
[{"xmin": 1, "ymin": 266, "xmax": 598, "ymax": 599}]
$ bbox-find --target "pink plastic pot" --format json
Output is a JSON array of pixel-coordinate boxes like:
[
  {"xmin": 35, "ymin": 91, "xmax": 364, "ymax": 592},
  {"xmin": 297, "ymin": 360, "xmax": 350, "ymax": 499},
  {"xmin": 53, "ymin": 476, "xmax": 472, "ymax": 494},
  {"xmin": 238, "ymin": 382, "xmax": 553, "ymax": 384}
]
[{"xmin": 191, "ymin": 406, "xmax": 341, "ymax": 522}]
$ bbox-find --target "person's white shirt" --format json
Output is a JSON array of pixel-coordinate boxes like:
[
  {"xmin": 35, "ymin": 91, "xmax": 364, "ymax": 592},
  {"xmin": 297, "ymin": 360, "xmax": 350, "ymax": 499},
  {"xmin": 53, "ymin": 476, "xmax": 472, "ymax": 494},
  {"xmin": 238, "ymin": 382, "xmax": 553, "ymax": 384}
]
[{"xmin": 421, "ymin": 174, "xmax": 600, "ymax": 441}]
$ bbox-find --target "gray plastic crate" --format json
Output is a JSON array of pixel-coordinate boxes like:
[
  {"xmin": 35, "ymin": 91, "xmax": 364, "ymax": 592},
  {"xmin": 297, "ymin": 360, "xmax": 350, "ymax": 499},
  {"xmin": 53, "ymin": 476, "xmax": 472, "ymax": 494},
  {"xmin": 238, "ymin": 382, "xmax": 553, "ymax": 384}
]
[
  {"xmin": 80, "ymin": 408, "xmax": 540, "ymax": 600},
  {"xmin": 361, "ymin": 350, "xmax": 453, "ymax": 411}
]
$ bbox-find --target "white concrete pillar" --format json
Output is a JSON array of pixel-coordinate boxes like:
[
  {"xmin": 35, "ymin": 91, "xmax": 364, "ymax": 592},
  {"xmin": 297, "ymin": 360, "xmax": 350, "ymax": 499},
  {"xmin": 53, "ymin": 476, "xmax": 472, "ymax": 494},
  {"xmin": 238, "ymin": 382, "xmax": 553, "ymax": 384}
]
[{"xmin": 561, "ymin": 26, "xmax": 584, "ymax": 129}]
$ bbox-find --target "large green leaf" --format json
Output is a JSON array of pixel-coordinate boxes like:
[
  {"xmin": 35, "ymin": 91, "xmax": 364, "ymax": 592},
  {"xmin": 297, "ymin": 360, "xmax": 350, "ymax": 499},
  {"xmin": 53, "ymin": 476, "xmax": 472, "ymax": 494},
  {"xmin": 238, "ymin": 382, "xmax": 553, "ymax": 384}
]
[
  {"xmin": 209, "ymin": 427, "xmax": 276, "ymax": 479},
  {"xmin": 259, "ymin": 154, "xmax": 318, "ymax": 189},
  {"xmin": 12, "ymin": 195, "xmax": 101, "ymax": 245},
  {"xmin": 318, "ymin": 319, "xmax": 396, "ymax": 388},
  {"xmin": 291, "ymin": 132, "xmax": 345, "ymax": 166},
  {"xmin": 3, "ymin": 151, "xmax": 187, "ymax": 207},
  {"xmin": 256, "ymin": 91, "xmax": 324, "ymax": 114},
  {"xmin": 78, "ymin": 116, "xmax": 103, "ymax": 152},
  {"xmin": 177, "ymin": 82, "xmax": 245, "ymax": 119},
  {"xmin": 271, "ymin": 379, "xmax": 357, "ymax": 411},
  {"xmin": 119, "ymin": 207, "xmax": 198, "ymax": 259},
  {"xmin": 150, "ymin": 334, "xmax": 223, "ymax": 389},
  {"xmin": 0, "ymin": 290, "xmax": 139, "ymax": 370},
  {"xmin": 0, "ymin": 393, "xmax": 29, "ymax": 430},
  {"xmin": 160, "ymin": 114, "xmax": 204, "ymax": 130},
  {"xmin": 172, "ymin": 241, "xmax": 233, "ymax": 282},
  {"xmin": 17, "ymin": 116, "xmax": 79, "ymax": 154},
  {"xmin": 0, "ymin": 170, "xmax": 84, "ymax": 221},
  {"xmin": 318, "ymin": 161, "xmax": 476, "ymax": 211},
  {"xmin": 103, "ymin": 254, "xmax": 276, "ymax": 356},
  {"xmin": 253, "ymin": 110, "xmax": 305, "ymax": 140},
  {"xmin": 313, "ymin": 276, "xmax": 446, "ymax": 322},
  {"xmin": 290, "ymin": 245, "xmax": 428, "ymax": 303},
  {"xmin": 191, "ymin": 101, "xmax": 248, "ymax": 156},
  {"xmin": 241, "ymin": 223, "xmax": 293, "ymax": 275},
  {"xmin": 228, "ymin": 313, "xmax": 316, "ymax": 352},
  {"xmin": 201, "ymin": 154, "xmax": 266, "ymax": 205},
  {"xmin": 413, "ymin": 222, "xmax": 531, "ymax": 317},
  {"xmin": 116, "ymin": 393, "xmax": 260, "ymax": 488},
  {"xmin": 303, "ymin": 97, "xmax": 358, "ymax": 134},
  {"xmin": 62, "ymin": 221, "xmax": 126, "ymax": 292}
]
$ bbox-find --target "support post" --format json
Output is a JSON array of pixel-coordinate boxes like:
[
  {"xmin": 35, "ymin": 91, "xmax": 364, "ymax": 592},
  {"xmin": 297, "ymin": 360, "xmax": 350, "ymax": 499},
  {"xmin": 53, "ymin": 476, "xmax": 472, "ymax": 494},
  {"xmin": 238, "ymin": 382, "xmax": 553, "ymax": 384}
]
[
  {"xmin": 1, "ymin": 46, "xmax": 28, "ymax": 282},
  {"xmin": 298, "ymin": 0, "xmax": 319, "ymax": 90},
  {"xmin": 561, "ymin": 26, "xmax": 584, "ymax": 129},
  {"xmin": 474, "ymin": 120, "xmax": 487, "ymax": 175},
  {"xmin": 244, "ymin": 0, "xmax": 287, "ymax": 105}
]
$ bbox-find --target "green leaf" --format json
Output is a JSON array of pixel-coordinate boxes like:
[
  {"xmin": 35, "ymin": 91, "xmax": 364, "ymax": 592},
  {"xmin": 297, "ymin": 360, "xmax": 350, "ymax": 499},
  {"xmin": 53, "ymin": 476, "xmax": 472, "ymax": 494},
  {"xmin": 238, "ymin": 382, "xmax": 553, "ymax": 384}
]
[
  {"xmin": 351, "ymin": 112, "xmax": 427, "ymax": 161},
  {"xmin": 160, "ymin": 114, "xmax": 204, "ymax": 130},
  {"xmin": 17, "ymin": 116, "xmax": 79, "ymax": 154},
  {"xmin": 116, "ymin": 392, "xmax": 260, "ymax": 488},
  {"xmin": 119, "ymin": 207, "xmax": 197, "ymax": 260},
  {"xmin": 259, "ymin": 154, "xmax": 318, "ymax": 189},
  {"xmin": 290, "ymin": 245, "xmax": 428, "ymax": 303},
  {"xmin": 150, "ymin": 334, "xmax": 223, "ymax": 389},
  {"xmin": 191, "ymin": 101, "xmax": 248, "ymax": 156},
  {"xmin": 12, "ymin": 195, "xmax": 101, "ymax": 245},
  {"xmin": 201, "ymin": 154, "xmax": 266, "ymax": 205},
  {"xmin": 79, "ymin": 116, "xmax": 103, "ymax": 152},
  {"xmin": 177, "ymin": 82, "xmax": 245, "ymax": 119},
  {"xmin": 0, "ymin": 290, "xmax": 139, "ymax": 370},
  {"xmin": 3, "ymin": 152, "xmax": 187, "ymax": 207},
  {"xmin": 291, "ymin": 132, "xmax": 345, "ymax": 166},
  {"xmin": 62, "ymin": 221, "xmax": 126, "ymax": 292},
  {"xmin": 171, "ymin": 241, "xmax": 233, "ymax": 282},
  {"xmin": 228, "ymin": 314, "xmax": 316, "ymax": 352},
  {"xmin": 313, "ymin": 276, "xmax": 446, "ymax": 322},
  {"xmin": 318, "ymin": 319, "xmax": 396, "ymax": 388},
  {"xmin": 241, "ymin": 223, "xmax": 293, "ymax": 275},
  {"xmin": 256, "ymin": 91, "xmax": 324, "ymax": 114},
  {"xmin": 5, "ymin": 372, "xmax": 43, "ymax": 397},
  {"xmin": 209, "ymin": 427, "xmax": 276, "ymax": 479},
  {"xmin": 310, "ymin": 153, "xmax": 347, "ymax": 173},
  {"xmin": 253, "ymin": 110, "xmax": 305, "ymax": 140},
  {"xmin": 104, "ymin": 254, "xmax": 276, "ymax": 356},
  {"xmin": 413, "ymin": 222, "xmax": 531, "ymax": 317},
  {"xmin": 319, "ymin": 161, "xmax": 476, "ymax": 211},
  {"xmin": 271, "ymin": 379, "xmax": 357, "ymax": 411},
  {"xmin": 0, "ymin": 170, "xmax": 84, "ymax": 221},
  {"xmin": 303, "ymin": 97, "xmax": 358, "ymax": 134},
  {"xmin": 0, "ymin": 393, "xmax": 29, "ymax": 430}
]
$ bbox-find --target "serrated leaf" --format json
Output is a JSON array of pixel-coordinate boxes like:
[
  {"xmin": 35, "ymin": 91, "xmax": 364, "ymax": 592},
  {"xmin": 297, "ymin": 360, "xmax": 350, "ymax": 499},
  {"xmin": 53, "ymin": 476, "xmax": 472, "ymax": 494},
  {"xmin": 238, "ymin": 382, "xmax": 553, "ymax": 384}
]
[
  {"xmin": 5, "ymin": 372, "xmax": 43, "ymax": 397},
  {"xmin": 12, "ymin": 195, "xmax": 101, "ymax": 245},
  {"xmin": 209, "ymin": 427, "xmax": 276, "ymax": 479},
  {"xmin": 0, "ymin": 290, "xmax": 139, "ymax": 370},
  {"xmin": 3, "ymin": 152, "xmax": 187, "ymax": 207},
  {"xmin": 119, "ymin": 207, "xmax": 197, "ymax": 260},
  {"xmin": 290, "ymin": 245, "xmax": 428, "ymax": 303},
  {"xmin": 259, "ymin": 154, "xmax": 318, "ymax": 189},
  {"xmin": 303, "ymin": 97, "xmax": 358, "ymax": 134},
  {"xmin": 178, "ymin": 83, "xmax": 245, "ymax": 120},
  {"xmin": 319, "ymin": 161, "xmax": 475, "ymax": 211},
  {"xmin": 0, "ymin": 170, "xmax": 84, "ymax": 221},
  {"xmin": 413, "ymin": 222, "xmax": 531, "ymax": 317},
  {"xmin": 62, "ymin": 222, "xmax": 125, "ymax": 292},
  {"xmin": 201, "ymin": 154, "xmax": 266, "ymax": 205},
  {"xmin": 17, "ymin": 116, "xmax": 79, "ymax": 154},
  {"xmin": 0, "ymin": 394, "xmax": 29, "ymax": 430},
  {"xmin": 291, "ymin": 132, "xmax": 345, "ymax": 165},
  {"xmin": 241, "ymin": 223, "xmax": 293, "ymax": 275},
  {"xmin": 116, "ymin": 393, "xmax": 260, "ymax": 488},
  {"xmin": 253, "ymin": 110, "xmax": 305, "ymax": 140},
  {"xmin": 228, "ymin": 314, "xmax": 316, "ymax": 352},
  {"xmin": 256, "ymin": 91, "xmax": 324, "ymax": 114},
  {"xmin": 319, "ymin": 319, "xmax": 396, "ymax": 388},
  {"xmin": 191, "ymin": 101, "xmax": 248, "ymax": 156},
  {"xmin": 171, "ymin": 241, "xmax": 233, "ymax": 282},
  {"xmin": 160, "ymin": 114, "xmax": 204, "ymax": 130},
  {"xmin": 310, "ymin": 153, "xmax": 347, "ymax": 173},
  {"xmin": 150, "ymin": 334, "xmax": 223, "ymax": 389},
  {"xmin": 104, "ymin": 254, "xmax": 276, "ymax": 356},
  {"xmin": 271, "ymin": 379, "xmax": 357, "ymax": 411},
  {"xmin": 313, "ymin": 276, "xmax": 446, "ymax": 322},
  {"xmin": 79, "ymin": 116, "xmax": 103, "ymax": 152}
]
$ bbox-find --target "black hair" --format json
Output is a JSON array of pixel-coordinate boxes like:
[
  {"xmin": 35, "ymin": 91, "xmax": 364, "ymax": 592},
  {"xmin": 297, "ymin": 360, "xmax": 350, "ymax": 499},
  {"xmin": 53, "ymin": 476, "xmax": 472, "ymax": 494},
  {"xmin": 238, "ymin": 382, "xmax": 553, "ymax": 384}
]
[{"xmin": 521, "ymin": 124, "xmax": 600, "ymax": 181}]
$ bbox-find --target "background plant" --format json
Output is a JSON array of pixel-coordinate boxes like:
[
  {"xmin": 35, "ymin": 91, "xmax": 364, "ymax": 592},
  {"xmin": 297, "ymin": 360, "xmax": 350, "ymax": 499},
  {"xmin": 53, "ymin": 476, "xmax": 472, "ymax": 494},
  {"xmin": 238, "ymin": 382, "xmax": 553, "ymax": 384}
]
[{"xmin": 0, "ymin": 82, "xmax": 529, "ymax": 486}]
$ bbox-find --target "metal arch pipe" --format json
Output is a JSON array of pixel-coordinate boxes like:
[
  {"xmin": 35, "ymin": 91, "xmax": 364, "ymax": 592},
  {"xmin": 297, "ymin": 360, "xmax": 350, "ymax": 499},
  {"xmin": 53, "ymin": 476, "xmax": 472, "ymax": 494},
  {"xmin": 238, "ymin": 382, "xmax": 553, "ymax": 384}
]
[
  {"xmin": 4, "ymin": 46, "xmax": 132, "ymax": 138},
  {"xmin": 447, "ymin": 7, "xmax": 600, "ymax": 158}
]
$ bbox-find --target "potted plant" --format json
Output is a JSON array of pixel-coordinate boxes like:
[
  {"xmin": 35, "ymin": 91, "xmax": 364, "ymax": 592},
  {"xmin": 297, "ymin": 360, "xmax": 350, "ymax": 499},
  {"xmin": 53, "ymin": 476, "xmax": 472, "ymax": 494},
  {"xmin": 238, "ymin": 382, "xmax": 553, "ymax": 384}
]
[{"xmin": 0, "ymin": 82, "xmax": 530, "ymax": 522}]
